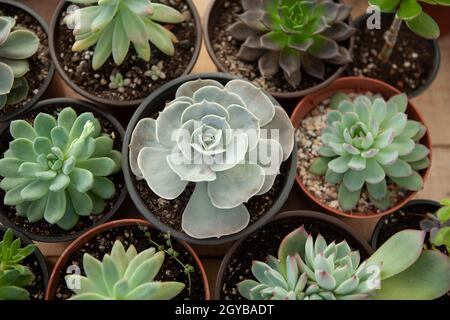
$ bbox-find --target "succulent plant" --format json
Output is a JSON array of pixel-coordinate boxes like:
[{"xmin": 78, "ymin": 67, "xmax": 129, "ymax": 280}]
[
  {"xmin": 238, "ymin": 226, "xmax": 450, "ymax": 300},
  {"xmin": 0, "ymin": 107, "xmax": 122, "ymax": 230},
  {"xmin": 129, "ymin": 78, "xmax": 294, "ymax": 239},
  {"xmin": 368, "ymin": 0, "xmax": 448, "ymax": 61},
  {"xmin": 0, "ymin": 16, "xmax": 40, "ymax": 109},
  {"xmin": 144, "ymin": 62, "xmax": 166, "ymax": 81},
  {"xmin": 65, "ymin": 240, "xmax": 185, "ymax": 300},
  {"xmin": 109, "ymin": 72, "xmax": 131, "ymax": 92},
  {"xmin": 0, "ymin": 228, "xmax": 36, "ymax": 300},
  {"xmin": 64, "ymin": 0, "xmax": 185, "ymax": 70},
  {"xmin": 309, "ymin": 93, "xmax": 430, "ymax": 211},
  {"xmin": 227, "ymin": 0, "xmax": 355, "ymax": 87},
  {"xmin": 421, "ymin": 199, "xmax": 450, "ymax": 252}
]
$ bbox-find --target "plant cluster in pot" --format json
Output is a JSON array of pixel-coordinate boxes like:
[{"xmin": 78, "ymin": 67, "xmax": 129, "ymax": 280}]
[
  {"xmin": 292, "ymin": 77, "xmax": 432, "ymax": 219},
  {"xmin": 347, "ymin": 0, "xmax": 446, "ymax": 98},
  {"xmin": 45, "ymin": 219, "xmax": 210, "ymax": 300},
  {"xmin": 124, "ymin": 73, "xmax": 296, "ymax": 245},
  {"xmin": 49, "ymin": 0, "xmax": 202, "ymax": 107},
  {"xmin": 0, "ymin": 225, "xmax": 49, "ymax": 300},
  {"xmin": 216, "ymin": 210, "xmax": 450, "ymax": 300},
  {"xmin": 0, "ymin": 98, "xmax": 127, "ymax": 242},
  {"xmin": 204, "ymin": 0, "xmax": 356, "ymax": 100},
  {"xmin": 0, "ymin": 0, "xmax": 55, "ymax": 122}
]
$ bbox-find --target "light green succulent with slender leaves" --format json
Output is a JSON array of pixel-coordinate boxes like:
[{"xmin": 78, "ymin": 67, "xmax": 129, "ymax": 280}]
[
  {"xmin": 238, "ymin": 226, "xmax": 450, "ymax": 300},
  {"xmin": 64, "ymin": 0, "xmax": 185, "ymax": 70},
  {"xmin": 0, "ymin": 107, "xmax": 122, "ymax": 230},
  {"xmin": 129, "ymin": 79, "xmax": 294, "ymax": 239},
  {"xmin": 0, "ymin": 228, "xmax": 36, "ymax": 300},
  {"xmin": 309, "ymin": 93, "xmax": 430, "ymax": 211},
  {"xmin": 0, "ymin": 16, "xmax": 40, "ymax": 109},
  {"xmin": 65, "ymin": 240, "xmax": 185, "ymax": 300},
  {"xmin": 421, "ymin": 199, "xmax": 450, "ymax": 253},
  {"xmin": 228, "ymin": 0, "xmax": 355, "ymax": 87}
]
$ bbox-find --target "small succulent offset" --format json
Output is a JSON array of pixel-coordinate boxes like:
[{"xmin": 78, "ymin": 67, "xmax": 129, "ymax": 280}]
[
  {"xmin": 130, "ymin": 79, "xmax": 294, "ymax": 239},
  {"xmin": 0, "ymin": 16, "xmax": 40, "ymax": 109},
  {"xmin": 64, "ymin": 0, "xmax": 185, "ymax": 70},
  {"xmin": 421, "ymin": 199, "xmax": 450, "ymax": 253},
  {"xmin": 0, "ymin": 107, "xmax": 122, "ymax": 230},
  {"xmin": 228, "ymin": 0, "xmax": 355, "ymax": 87},
  {"xmin": 144, "ymin": 62, "xmax": 166, "ymax": 81},
  {"xmin": 238, "ymin": 226, "xmax": 450, "ymax": 300},
  {"xmin": 109, "ymin": 72, "xmax": 131, "ymax": 92},
  {"xmin": 309, "ymin": 93, "xmax": 430, "ymax": 211},
  {"xmin": 65, "ymin": 240, "xmax": 185, "ymax": 300},
  {"xmin": 368, "ymin": 0, "xmax": 449, "ymax": 62},
  {"xmin": 0, "ymin": 229, "xmax": 36, "ymax": 300}
]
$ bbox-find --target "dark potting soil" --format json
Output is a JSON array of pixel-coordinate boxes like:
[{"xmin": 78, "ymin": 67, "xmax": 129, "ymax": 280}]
[
  {"xmin": 219, "ymin": 217, "xmax": 370, "ymax": 300},
  {"xmin": 347, "ymin": 14, "xmax": 435, "ymax": 95},
  {"xmin": 0, "ymin": 4, "xmax": 51, "ymax": 117},
  {"xmin": 0, "ymin": 103, "xmax": 124, "ymax": 238},
  {"xmin": 135, "ymin": 161, "xmax": 289, "ymax": 234},
  {"xmin": 210, "ymin": 0, "xmax": 347, "ymax": 94},
  {"xmin": 0, "ymin": 230, "xmax": 46, "ymax": 300},
  {"xmin": 54, "ymin": 0, "xmax": 197, "ymax": 102},
  {"xmin": 53, "ymin": 225, "xmax": 205, "ymax": 300}
]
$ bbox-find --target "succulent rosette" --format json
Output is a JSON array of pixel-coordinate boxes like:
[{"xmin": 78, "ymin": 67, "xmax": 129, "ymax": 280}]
[
  {"xmin": 228, "ymin": 0, "xmax": 355, "ymax": 86},
  {"xmin": 129, "ymin": 79, "xmax": 294, "ymax": 239}
]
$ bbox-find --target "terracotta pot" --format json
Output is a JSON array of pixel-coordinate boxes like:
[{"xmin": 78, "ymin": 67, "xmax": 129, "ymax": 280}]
[
  {"xmin": 215, "ymin": 210, "xmax": 373, "ymax": 299},
  {"xmin": 0, "ymin": 98, "xmax": 127, "ymax": 242},
  {"xmin": 0, "ymin": 0, "xmax": 55, "ymax": 122},
  {"xmin": 424, "ymin": 4, "xmax": 450, "ymax": 36},
  {"xmin": 203, "ymin": 0, "xmax": 355, "ymax": 100},
  {"xmin": 48, "ymin": 0, "xmax": 203, "ymax": 108},
  {"xmin": 45, "ymin": 219, "xmax": 210, "ymax": 300},
  {"xmin": 291, "ymin": 77, "xmax": 432, "ymax": 219}
]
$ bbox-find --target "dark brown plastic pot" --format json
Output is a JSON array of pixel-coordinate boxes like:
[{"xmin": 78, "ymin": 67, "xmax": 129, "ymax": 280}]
[
  {"xmin": 45, "ymin": 219, "xmax": 210, "ymax": 300},
  {"xmin": 204, "ymin": 0, "xmax": 355, "ymax": 100},
  {"xmin": 123, "ymin": 72, "xmax": 297, "ymax": 246},
  {"xmin": 371, "ymin": 199, "xmax": 441, "ymax": 250},
  {"xmin": 48, "ymin": 0, "xmax": 203, "ymax": 108},
  {"xmin": 214, "ymin": 210, "xmax": 373, "ymax": 299},
  {"xmin": 0, "ymin": 0, "xmax": 55, "ymax": 122},
  {"xmin": 0, "ymin": 98, "xmax": 127, "ymax": 242},
  {"xmin": 291, "ymin": 77, "xmax": 432, "ymax": 220},
  {"xmin": 0, "ymin": 224, "xmax": 50, "ymax": 299},
  {"xmin": 352, "ymin": 13, "xmax": 440, "ymax": 99}
]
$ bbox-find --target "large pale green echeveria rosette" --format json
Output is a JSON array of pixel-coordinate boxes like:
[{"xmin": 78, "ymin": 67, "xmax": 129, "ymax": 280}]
[
  {"xmin": 64, "ymin": 0, "xmax": 185, "ymax": 70},
  {"xmin": 0, "ymin": 16, "xmax": 40, "ymax": 109},
  {"xmin": 65, "ymin": 240, "xmax": 184, "ymax": 300},
  {"xmin": 0, "ymin": 107, "xmax": 122, "ymax": 230},
  {"xmin": 310, "ymin": 93, "xmax": 430, "ymax": 212},
  {"xmin": 228, "ymin": 0, "xmax": 355, "ymax": 87},
  {"xmin": 130, "ymin": 79, "xmax": 294, "ymax": 239}
]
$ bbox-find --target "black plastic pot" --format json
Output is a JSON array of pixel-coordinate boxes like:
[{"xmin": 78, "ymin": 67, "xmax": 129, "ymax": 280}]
[
  {"xmin": 0, "ymin": 224, "xmax": 50, "ymax": 299},
  {"xmin": 371, "ymin": 199, "xmax": 441, "ymax": 250},
  {"xmin": 48, "ymin": 0, "xmax": 203, "ymax": 108},
  {"xmin": 0, "ymin": 98, "xmax": 127, "ymax": 242},
  {"xmin": 351, "ymin": 13, "xmax": 440, "ymax": 99},
  {"xmin": 123, "ymin": 72, "xmax": 297, "ymax": 245},
  {"xmin": 0, "ymin": 0, "xmax": 55, "ymax": 122},
  {"xmin": 215, "ymin": 210, "xmax": 373, "ymax": 300},
  {"xmin": 204, "ymin": 0, "xmax": 355, "ymax": 100}
]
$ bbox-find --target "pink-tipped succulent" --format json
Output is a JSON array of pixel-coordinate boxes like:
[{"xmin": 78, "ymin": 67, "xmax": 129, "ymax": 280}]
[{"xmin": 228, "ymin": 0, "xmax": 355, "ymax": 87}]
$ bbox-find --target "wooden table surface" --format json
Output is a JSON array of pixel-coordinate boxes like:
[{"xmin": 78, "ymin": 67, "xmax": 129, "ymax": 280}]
[{"xmin": 10, "ymin": 0, "xmax": 450, "ymax": 297}]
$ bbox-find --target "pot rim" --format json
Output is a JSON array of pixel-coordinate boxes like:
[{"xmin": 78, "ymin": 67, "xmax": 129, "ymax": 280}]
[
  {"xmin": 203, "ymin": 0, "xmax": 355, "ymax": 100},
  {"xmin": 0, "ymin": 224, "xmax": 50, "ymax": 294},
  {"xmin": 0, "ymin": 98, "xmax": 127, "ymax": 242},
  {"xmin": 291, "ymin": 76, "xmax": 433, "ymax": 220},
  {"xmin": 0, "ymin": 0, "xmax": 56, "ymax": 122},
  {"xmin": 122, "ymin": 72, "xmax": 297, "ymax": 245},
  {"xmin": 48, "ymin": 0, "xmax": 203, "ymax": 107},
  {"xmin": 370, "ymin": 199, "xmax": 441, "ymax": 250},
  {"xmin": 44, "ymin": 218, "xmax": 210, "ymax": 300},
  {"xmin": 214, "ymin": 210, "xmax": 373, "ymax": 299},
  {"xmin": 351, "ymin": 12, "xmax": 441, "ymax": 99}
]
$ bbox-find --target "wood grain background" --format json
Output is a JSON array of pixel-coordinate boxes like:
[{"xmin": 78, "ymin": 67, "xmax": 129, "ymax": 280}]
[{"xmin": 7, "ymin": 0, "xmax": 450, "ymax": 297}]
